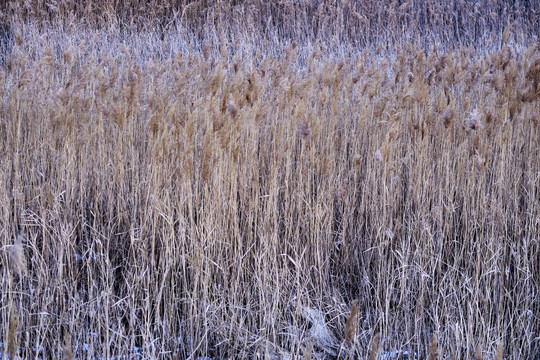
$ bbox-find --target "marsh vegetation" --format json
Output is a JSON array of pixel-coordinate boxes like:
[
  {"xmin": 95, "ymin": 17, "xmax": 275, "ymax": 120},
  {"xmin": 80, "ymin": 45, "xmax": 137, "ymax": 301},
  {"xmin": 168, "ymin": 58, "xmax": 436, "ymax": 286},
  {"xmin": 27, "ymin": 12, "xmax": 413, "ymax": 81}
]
[{"xmin": 0, "ymin": 1, "xmax": 539, "ymax": 359}]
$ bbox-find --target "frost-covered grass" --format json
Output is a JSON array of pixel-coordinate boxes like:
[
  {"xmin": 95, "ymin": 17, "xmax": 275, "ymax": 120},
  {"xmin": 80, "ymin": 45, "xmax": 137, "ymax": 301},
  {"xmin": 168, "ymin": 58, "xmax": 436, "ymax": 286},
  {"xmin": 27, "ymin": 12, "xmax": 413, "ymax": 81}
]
[{"xmin": 1, "ymin": 4, "xmax": 539, "ymax": 359}]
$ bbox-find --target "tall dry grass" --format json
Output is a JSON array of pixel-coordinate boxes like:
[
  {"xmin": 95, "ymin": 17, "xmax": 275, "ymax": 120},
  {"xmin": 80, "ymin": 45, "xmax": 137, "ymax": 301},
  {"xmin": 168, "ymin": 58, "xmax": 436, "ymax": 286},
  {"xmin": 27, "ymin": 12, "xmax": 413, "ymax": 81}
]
[
  {"xmin": 1, "ymin": 0, "xmax": 539, "ymax": 48},
  {"xmin": 0, "ymin": 6, "xmax": 539, "ymax": 360}
]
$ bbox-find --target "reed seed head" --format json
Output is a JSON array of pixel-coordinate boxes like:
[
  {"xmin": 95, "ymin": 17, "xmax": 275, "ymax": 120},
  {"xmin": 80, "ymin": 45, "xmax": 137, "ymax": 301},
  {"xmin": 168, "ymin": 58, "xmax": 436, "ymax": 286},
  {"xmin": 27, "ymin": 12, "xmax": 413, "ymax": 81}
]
[
  {"xmin": 344, "ymin": 299, "xmax": 360, "ymax": 346},
  {"xmin": 9, "ymin": 233, "xmax": 27, "ymax": 277}
]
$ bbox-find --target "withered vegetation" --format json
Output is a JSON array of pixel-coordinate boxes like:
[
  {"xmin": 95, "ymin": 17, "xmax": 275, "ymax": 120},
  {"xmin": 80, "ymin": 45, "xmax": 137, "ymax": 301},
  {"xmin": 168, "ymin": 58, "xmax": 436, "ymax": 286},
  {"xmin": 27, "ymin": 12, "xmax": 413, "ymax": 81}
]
[{"xmin": 0, "ymin": 1, "xmax": 539, "ymax": 359}]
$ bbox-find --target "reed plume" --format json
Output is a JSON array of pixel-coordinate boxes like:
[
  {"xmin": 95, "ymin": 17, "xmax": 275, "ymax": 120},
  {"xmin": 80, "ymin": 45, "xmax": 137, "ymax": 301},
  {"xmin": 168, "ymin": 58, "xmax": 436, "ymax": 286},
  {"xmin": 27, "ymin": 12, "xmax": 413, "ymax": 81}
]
[
  {"xmin": 494, "ymin": 338, "xmax": 505, "ymax": 360},
  {"xmin": 8, "ymin": 233, "xmax": 26, "ymax": 277},
  {"xmin": 427, "ymin": 333, "xmax": 441, "ymax": 360},
  {"xmin": 367, "ymin": 333, "xmax": 380, "ymax": 360},
  {"xmin": 8, "ymin": 307, "xmax": 18, "ymax": 360},
  {"xmin": 344, "ymin": 299, "xmax": 360, "ymax": 346}
]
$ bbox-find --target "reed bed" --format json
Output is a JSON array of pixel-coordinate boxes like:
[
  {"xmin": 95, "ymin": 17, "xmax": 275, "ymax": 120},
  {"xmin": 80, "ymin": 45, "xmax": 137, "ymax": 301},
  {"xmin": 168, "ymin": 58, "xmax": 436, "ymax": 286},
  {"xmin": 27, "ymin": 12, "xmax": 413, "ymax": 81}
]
[
  {"xmin": 0, "ymin": 6, "xmax": 539, "ymax": 360},
  {"xmin": 2, "ymin": 0, "xmax": 539, "ymax": 47}
]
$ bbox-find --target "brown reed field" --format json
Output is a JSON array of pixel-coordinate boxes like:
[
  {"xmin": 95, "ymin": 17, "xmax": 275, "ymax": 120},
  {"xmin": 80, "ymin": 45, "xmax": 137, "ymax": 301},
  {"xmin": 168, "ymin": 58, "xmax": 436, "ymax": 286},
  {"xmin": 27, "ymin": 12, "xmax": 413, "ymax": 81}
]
[{"xmin": 0, "ymin": 1, "xmax": 539, "ymax": 359}]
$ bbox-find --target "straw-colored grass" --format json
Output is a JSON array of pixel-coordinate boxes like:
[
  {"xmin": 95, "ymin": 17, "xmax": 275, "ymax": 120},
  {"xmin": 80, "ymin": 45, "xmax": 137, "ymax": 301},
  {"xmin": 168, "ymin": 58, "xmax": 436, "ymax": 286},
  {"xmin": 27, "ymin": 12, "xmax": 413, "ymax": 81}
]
[{"xmin": 0, "ymin": 2, "xmax": 539, "ymax": 359}]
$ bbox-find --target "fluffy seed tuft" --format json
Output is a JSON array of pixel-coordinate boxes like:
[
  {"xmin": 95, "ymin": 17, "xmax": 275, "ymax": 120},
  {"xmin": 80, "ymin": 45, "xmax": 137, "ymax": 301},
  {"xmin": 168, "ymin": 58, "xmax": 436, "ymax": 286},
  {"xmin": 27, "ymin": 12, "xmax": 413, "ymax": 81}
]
[{"xmin": 9, "ymin": 233, "xmax": 27, "ymax": 277}]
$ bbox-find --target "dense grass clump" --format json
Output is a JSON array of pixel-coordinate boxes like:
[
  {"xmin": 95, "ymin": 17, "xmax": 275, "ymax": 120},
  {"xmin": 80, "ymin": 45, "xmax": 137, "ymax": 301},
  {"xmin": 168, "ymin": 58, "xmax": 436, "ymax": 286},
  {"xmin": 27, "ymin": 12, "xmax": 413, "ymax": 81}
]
[{"xmin": 0, "ymin": 2, "xmax": 539, "ymax": 360}]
